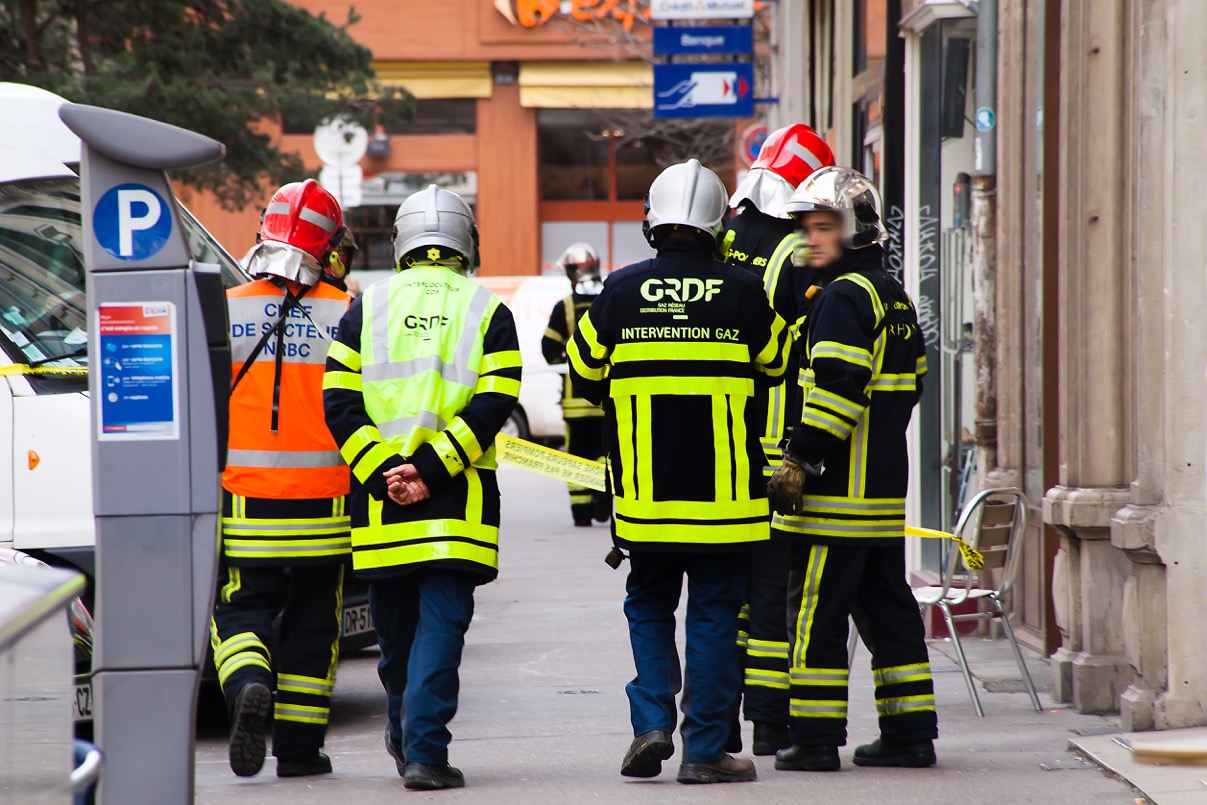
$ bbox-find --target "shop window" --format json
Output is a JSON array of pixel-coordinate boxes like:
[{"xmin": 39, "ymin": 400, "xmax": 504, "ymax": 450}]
[{"xmin": 538, "ymin": 110, "xmax": 610, "ymax": 201}]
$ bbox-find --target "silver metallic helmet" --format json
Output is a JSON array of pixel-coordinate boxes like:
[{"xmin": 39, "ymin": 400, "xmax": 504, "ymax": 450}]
[
  {"xmin": 556, "ymin": 242, "xmax": 601, "ymax": 286},
  {"xmin": 241, "ymin": 241, "xmax": 324, "ymax": 286},
  {"xmin": 783, "ymin": 166, "xmax": 887, "ymax": 249},
  {"xmin": 644, "ymin": 159, "xmax": 729, "ymax": 242},
  {"xmin": 392, "ymin": 184, "xmax": 479, "ymax": 273}
]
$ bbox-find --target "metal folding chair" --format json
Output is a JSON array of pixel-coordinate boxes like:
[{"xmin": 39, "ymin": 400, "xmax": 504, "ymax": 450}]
[{"xmin": 912, "ymin": 488, "xmax": 1042, "ymax": 717}]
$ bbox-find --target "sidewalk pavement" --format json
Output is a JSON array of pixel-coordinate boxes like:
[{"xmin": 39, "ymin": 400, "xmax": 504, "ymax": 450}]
[
  {"xmin": 194, "ymin": 467, "xmax": 1145, "ymax": 804},
  {"xmin": 1071, "ymin": 727, "xmax": 1207, "ymax": 804}
]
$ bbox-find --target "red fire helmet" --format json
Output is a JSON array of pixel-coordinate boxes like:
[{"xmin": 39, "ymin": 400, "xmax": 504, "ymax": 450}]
[
  {"xmin": 259, "ymin": 179, "xmax": 344, "ymax": 262},
  {"xmin": 730, "ymin": 124, "xmax": 836, "ymax": 218}
]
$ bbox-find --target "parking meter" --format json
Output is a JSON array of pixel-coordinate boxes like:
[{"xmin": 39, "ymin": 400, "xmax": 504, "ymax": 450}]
[{"xmin": 60, "ymin": 104, "xmax": 228, "ymax": 804}]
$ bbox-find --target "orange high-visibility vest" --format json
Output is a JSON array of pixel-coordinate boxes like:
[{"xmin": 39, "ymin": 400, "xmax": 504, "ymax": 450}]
[{"xmin": 223, "ymin": 278, "xmax": 350, "ymax": 499}]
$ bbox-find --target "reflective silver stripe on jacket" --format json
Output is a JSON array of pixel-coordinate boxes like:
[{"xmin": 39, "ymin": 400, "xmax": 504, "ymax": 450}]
[
  {"xmin": 377, "ymin": 411, "xmax": 448, "ymax": 439},
  {"xmin": 226, "ymin": 449, "xmax": 344, "ymax": 469}
]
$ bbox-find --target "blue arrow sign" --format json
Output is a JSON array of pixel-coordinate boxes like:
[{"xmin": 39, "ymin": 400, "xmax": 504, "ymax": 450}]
[
  {"xmin": 653, "ymin": 25, "xmax": 753, "ymax": 56},
  {"xmin": 653, "ymin": 62, "xmax": 755, "ymax": 119}
]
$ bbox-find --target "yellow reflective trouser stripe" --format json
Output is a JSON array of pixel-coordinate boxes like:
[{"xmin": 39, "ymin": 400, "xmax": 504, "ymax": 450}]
[
  {"xmin": 218, "ymin": 655, "xmax": 272, "ymax": 687},
  {"xmin": 480, "ymin": 349, "xmax": 522, "ymax": 373},
  {"xmin": 340, "ymin": 424, "xmax": 383, "ymax": 464},
  {"xmin": 353, "ymin": 442, "xmax": 399, "ymax": 484},
  {"xmin": 876, "ymin": 695, "xmax": 937, "ymax": 716},
  {"xmin": 214, "ymin": 631, "xmax": 267, "ymax": 668},
  {"xmin": 476, "ymin": 374, "xmax": 521, "ymax": 397},
  {"xmin": 747, "ymin": 638, "xmax": 789, "ymax": 659},
  {"xmin": 789, "ymin": 699, "xmax": 848, "ymax": 718},
  {"xmin": 789, "ymin": 667, "xmax": 849, "ymax": 687},
  {"xmin": 746, "ymin": 669, "xmax": 790, "ymax": 689},
  {"xmin": 278, "ymin": 674, "xmax": 335, "ymax": 697},
  {"xmin": 609, "ymin": 376, "xmax": 753, "ymax": 398},
  {"xmin": 810, "ymin": 340, "xmax": 873, "ymax": 369},
  {"xmin": 712, "ymin": 395, "xmax": 732, "ymax": 503},
  {"xmin": 274, "ymin": 702, "xmax": 330, "ymax": 725},
  {"xmin": 791, "ymin": 546, "xmax": 828, "ymax": 668},
  {"xmin": 326, "ymin": 339, "xmax": 361, "ymax": 371},
  {"xmin": 219, "ymin": 566, "xmax": 242, "ymax": 605},
  {"xmin": 615, "ymin": 496, "xmax": 768, "ymax": 522},
  {"xmin": 736, "ymin": 603, "xmax": 750, "ymax": 647},
  {"xmin": 873, "ymin": 662, "xmax": 933, "ymax": 687},
  {"xmin": 616, "ymin": 518, "xmax": 769, "ymax": 545},
  {"xmin": 611, "ymin": 341, "xmax": 750, "ymax": 364},
  {"xmin": 322, "ymin": 370, "xmax": 362, "ymax": 392}
]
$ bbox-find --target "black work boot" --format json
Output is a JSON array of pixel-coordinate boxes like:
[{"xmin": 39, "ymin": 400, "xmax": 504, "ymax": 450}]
[
  {"xmin": 853, "ymin": 738, "xmax": 936, "ymax": 768},
  {"xmin": 384, "ymin": 727, "xmax": 405, "ymax": 778},
  {"xmin": 228, "ymin": 682, "xmax": 272, "ymax": 777},
  {"xmin": 677, "ymin": 754, "xmax": 757, "ymax": 784},
  {"xmin": 403, "ymin": 762, "xmax": 465, "ymax": 790},
  {"xmin": 752, "ymin": 723, "xmax": 791, "ymax": 756},
  {"xmin": 620, "ymin": 730, "xmax": 674, "ymax": 778},
  {"xmin": 775, "ymin": 744, "xmax": 841, "ymax": 772},
  {"xmin": 277, "ymin": 752, "xmax": 332, "ymax": 778}
]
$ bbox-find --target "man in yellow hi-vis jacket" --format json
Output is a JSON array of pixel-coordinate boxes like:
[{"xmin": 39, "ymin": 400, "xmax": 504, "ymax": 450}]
[{"xmin": 323, "ymin": 185, "xmax": 520, "ymax": 791}]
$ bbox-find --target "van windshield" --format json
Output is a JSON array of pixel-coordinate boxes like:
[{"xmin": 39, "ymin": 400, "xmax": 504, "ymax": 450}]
[{"xmin": 0, "ymin": 177, "xmax": 245, "ymax": 375}]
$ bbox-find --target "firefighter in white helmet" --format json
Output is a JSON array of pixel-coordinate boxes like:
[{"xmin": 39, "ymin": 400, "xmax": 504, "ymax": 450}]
[
  {"xmin": 568, "ymin": 159, "xmax": 791, "ymax": 784},
  {"xmin": 541, "ymin": 242, "xmax": 612, "ymax": 526}
]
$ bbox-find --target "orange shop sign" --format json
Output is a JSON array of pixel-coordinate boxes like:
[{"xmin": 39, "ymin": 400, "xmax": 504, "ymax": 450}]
[{"xmin": 494, "ymin": 0, "xmax": 652, "ymax": 31}]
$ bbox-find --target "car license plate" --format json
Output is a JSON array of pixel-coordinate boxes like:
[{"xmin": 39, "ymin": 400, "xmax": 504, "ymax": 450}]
[
  {"xmin": 73, "ymin": 681, "xmax": 93, "ymax": 722},
  {"xmin": 342, "ymin": 603, "xmax": 373, "ymax": 637}
]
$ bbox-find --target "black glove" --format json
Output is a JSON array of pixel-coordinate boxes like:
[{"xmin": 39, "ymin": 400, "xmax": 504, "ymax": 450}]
[{"xmin": 767, "ymin": 454, "xmax": 808, "ymax": 515}]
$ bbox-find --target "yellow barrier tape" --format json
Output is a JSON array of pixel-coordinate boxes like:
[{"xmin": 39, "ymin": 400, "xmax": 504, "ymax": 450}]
[
  {"xmin": 495, "ymin": 434, "xmax": 984, "ymax": 568},
  {"xmin": 495, "ymin": 433, "xmax": 608, "ymax": 492},
  {"xmin": 904, "ymin": 525, "xmax": 985, "ymax": 570},
  {"xmin": 0, "ymin": 364, "xmax": 88, "ymax": 377}
]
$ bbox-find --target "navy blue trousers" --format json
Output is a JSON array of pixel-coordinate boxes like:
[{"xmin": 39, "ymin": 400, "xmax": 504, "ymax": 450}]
[
  {"xmin": 369, "ymin": 569, "xmax": 477, "ymax": 765},
  {"xmin": 624, "ymin": 551, "xmax": 749, "ymax": 764}
]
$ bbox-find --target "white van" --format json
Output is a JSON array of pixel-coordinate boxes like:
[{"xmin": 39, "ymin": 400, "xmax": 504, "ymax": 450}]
[{"xmin": 0, "ymin": 84, "xmax": 248, "ymax": 593}]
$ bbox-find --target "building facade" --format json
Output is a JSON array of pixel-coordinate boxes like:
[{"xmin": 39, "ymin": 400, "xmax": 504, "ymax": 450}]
[
  {"xmin": 773, "ymin": 0, "xmax": 1207, "ymax": 730},
  {"xmin": 190, "ymin": 0, "xmax": 758, "ymax": 277}
]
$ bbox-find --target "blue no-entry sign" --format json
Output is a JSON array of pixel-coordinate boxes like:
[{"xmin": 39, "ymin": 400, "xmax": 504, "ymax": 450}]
[
  {"xmin": 653, "ymin": 25, "xmax": 753, "ymax": 56},
  {"xmin": 93, "ymin": 183, "xmax": 172, "ymax": 261},
  {"xmin": 654, "ymin": 62, "xmax": 755, "ymax": 119}
]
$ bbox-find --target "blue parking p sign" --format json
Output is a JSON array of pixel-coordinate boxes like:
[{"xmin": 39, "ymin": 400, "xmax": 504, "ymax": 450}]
[{"xmin": 94, "ymin": 183, "xmax": 173, "ymax": 261}]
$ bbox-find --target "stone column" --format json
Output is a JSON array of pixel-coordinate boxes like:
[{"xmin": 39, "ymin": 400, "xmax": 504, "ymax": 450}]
[{"xmin": 1043, "ymin": 0, "xmax": 1134, "ymax": 713}]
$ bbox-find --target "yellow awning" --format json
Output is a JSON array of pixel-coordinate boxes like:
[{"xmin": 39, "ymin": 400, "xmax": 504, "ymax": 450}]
[
  {"xmin": 518, "ymin": 61, "xmax": 652, "ymax": 109},
  {"xmin": 373, "ymin": 61, "xmax": 493, "ymax": 99}
]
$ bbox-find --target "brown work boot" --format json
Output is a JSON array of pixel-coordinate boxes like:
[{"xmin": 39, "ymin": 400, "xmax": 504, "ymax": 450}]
[{"xmin": 676, "ymin": 754, "xmax": 757, "ymax": 784}]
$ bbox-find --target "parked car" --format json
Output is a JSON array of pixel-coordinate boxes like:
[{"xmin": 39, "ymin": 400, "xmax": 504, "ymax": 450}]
[{"xmin": 0, "ymin": 84, "xmax": 377, "ymax": 688}]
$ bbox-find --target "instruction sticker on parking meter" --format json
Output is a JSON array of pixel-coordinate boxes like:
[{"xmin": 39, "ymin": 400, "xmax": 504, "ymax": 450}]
[{"xmin": 97, "ymin": 302, "xmax": 179, "ymax": 440}]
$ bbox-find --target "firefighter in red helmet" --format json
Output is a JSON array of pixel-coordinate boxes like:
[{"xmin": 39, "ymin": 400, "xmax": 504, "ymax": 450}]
[
  {"xmin": 722, "ymin": 124, "xmax": 836, "ymax": 756},
  {"xmin": 211, "ymin": 179, "xmax": 352, "ymax": 779}
]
